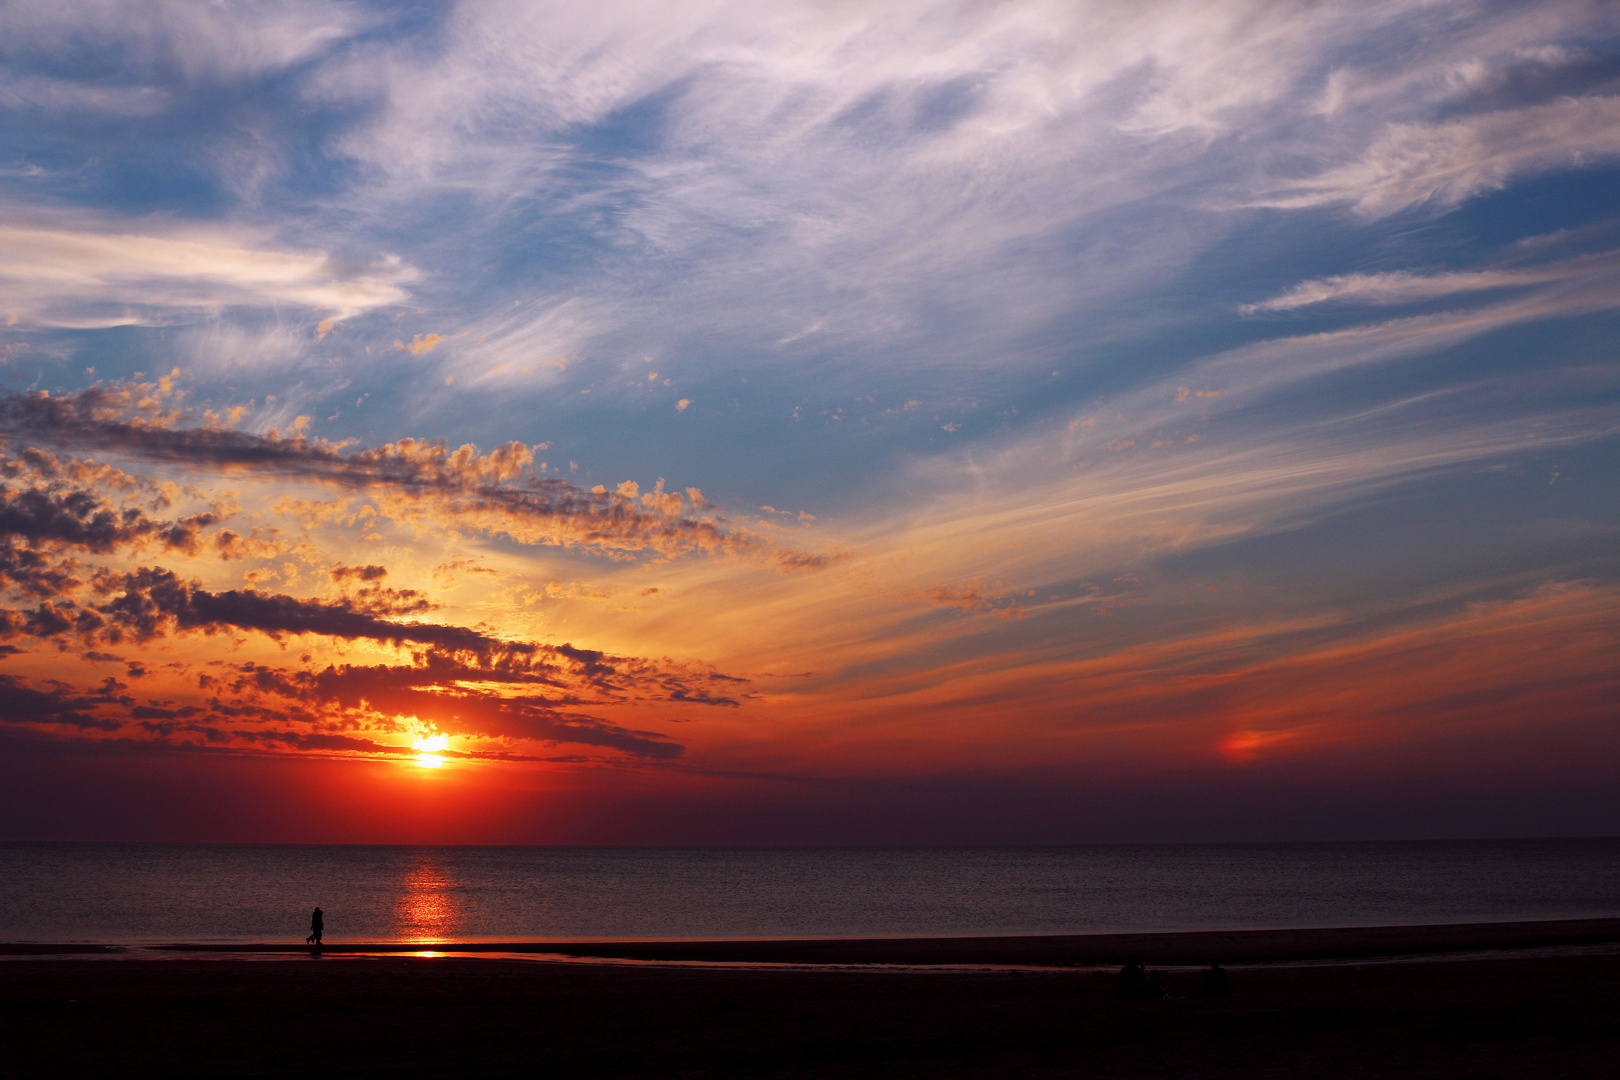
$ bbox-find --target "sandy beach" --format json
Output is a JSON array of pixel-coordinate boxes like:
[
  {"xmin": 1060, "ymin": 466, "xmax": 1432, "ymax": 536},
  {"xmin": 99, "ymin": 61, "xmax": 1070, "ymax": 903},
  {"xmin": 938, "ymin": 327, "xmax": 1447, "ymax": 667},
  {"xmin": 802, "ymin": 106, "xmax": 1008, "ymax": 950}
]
[
  {"xmin": 3, "ymin": 920, "xmax": 1618, "ymax": 1078},
  {"xmin": 136, "ymin": 915, "xmax": 1620, "ymax": 965}
]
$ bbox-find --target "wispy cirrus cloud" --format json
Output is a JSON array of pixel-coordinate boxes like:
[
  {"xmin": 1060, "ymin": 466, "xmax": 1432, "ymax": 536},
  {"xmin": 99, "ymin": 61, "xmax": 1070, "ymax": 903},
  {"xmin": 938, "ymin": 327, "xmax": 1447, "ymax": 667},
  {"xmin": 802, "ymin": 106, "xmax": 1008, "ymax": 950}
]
[
  {"xmin": 1269, "ymin": 94, "xmax": 1620, "ymax": 219},
  {"xmin": 734, "ymin": 578, "xmax": 1620, "ymax": 776},
  {"xmin": 8, "ymin": 0, "xmax": 1620, "ymax": 409},
  {"xmin": 0, "ymin": 215, "xmax": 416, "ymax": 328},
  {"xmin": 284, "ymin": 0, "xmax": 1620, "ymax": 397},
  {"xmin": 1237, "ymin": 264, "xmax": 1592, "ymax": 314},
  {"xmin": 0, "ymin": 0, "xmax": 368, "ymax": 83}
]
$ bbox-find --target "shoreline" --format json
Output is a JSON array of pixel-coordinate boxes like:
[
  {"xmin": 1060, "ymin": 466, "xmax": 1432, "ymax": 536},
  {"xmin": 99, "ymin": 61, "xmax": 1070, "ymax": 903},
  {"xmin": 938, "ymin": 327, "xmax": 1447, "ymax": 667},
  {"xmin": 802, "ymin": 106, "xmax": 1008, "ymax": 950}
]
[{"xmin": 9, "ymin": 915, "xmax": 1619, "ymax": 965}]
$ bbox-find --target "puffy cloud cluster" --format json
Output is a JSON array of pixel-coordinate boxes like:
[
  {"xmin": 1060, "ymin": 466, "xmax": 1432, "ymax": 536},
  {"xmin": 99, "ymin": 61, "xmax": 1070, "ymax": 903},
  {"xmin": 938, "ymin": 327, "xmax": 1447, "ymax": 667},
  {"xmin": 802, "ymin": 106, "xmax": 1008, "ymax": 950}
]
[
  {"xmin": 0, "ymin": 399, "xmax": 766, "ymax": 764},
  {"xmin": 0, "ymin": 549, "xmax": 719, "ymax": 761},
  {"xmin": 0, "ymin": 385, "xmax": 835, "ymax": 571},
  {"xmin": 0, "ymin": 448, "xmax": 223, "ymax": 597}
]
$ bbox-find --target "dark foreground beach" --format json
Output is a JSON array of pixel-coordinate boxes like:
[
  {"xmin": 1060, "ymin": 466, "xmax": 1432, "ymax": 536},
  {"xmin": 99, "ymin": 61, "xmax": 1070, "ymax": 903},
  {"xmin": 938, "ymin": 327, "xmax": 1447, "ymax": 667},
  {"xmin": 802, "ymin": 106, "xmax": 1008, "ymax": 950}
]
[{"xmin": 3, "ymin": 920, "xmax": 1618, "ymax": 1079}]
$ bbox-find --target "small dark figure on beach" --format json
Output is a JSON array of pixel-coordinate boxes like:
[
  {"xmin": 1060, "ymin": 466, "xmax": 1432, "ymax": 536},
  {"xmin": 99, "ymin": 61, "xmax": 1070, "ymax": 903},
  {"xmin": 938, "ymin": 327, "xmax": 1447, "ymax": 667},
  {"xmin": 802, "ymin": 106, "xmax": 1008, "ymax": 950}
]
[
  {"xmin": 1114, "ymin": 954, "xmax": 1147, "ymax": 998},
  {"xmin": 1192, "ymin": 959, "xmax": 1230, "ymax": 998},
  {"xmin": 306, "ymin": 906, "xmax": 323, "ymax": 946},
  {"xmin": 1145, "ymin": 970, "xmax": 1170, "ymax": 1000}
]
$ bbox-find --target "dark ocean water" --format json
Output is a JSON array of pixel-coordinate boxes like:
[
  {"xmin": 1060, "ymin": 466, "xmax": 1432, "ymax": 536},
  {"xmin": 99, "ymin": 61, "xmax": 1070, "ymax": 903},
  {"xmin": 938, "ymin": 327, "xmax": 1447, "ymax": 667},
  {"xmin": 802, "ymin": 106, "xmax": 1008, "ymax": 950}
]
[{"xmin": 2, "ymin": 839, "xmax": 1617, "ymax": 944}]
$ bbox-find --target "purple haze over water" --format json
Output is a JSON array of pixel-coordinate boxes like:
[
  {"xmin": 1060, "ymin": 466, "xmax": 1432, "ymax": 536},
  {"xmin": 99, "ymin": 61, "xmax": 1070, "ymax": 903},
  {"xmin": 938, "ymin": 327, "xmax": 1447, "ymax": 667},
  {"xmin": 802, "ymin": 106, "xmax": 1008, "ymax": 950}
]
[{"xmin": 2, "ymin": 839, "xmax": 1617, "ymax": 945}]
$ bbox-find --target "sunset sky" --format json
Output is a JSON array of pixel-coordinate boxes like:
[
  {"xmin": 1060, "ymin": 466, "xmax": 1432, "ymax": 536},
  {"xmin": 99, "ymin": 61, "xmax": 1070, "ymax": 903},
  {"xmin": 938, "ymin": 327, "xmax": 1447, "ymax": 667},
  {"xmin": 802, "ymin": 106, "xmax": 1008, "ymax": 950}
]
[{"xmin": 1, "ymin": 0, "xmax": 1616, "ymax": 843}]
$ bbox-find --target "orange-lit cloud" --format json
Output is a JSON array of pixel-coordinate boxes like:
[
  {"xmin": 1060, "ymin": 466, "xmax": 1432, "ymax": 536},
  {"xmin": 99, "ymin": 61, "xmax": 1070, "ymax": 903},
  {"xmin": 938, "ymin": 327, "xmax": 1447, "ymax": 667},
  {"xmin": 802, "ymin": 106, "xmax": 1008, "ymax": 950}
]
[
  {"xmin": 0, "ymin": 390, "xmax": 799, "ymax": 769},
  {"xmin": 395, "ymin": 333, "xmax": 444, "ymax": 355},
  {"xmin": 0, "ymin": 384, "xmax": 836, "ymax": 571}
]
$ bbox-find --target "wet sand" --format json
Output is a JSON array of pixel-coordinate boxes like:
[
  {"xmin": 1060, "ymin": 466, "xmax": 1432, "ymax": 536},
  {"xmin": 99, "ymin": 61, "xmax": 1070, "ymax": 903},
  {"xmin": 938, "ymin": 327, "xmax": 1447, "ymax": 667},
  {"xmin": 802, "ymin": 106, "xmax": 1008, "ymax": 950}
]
[
  {"xmin": 2, "ymin": 921, "xmax": 1618, "ymax": 1078},
  {"xmin": 130, "ymin": 915, "xmax": 1620, "ymax": 965}
]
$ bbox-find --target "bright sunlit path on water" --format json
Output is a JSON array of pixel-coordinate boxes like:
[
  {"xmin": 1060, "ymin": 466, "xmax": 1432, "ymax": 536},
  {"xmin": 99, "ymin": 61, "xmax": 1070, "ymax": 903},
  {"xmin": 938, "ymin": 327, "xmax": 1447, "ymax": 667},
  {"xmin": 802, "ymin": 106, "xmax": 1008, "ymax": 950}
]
[{"xmin": 391, "ymin": 854, "xmax": 462, "ymax": 943}]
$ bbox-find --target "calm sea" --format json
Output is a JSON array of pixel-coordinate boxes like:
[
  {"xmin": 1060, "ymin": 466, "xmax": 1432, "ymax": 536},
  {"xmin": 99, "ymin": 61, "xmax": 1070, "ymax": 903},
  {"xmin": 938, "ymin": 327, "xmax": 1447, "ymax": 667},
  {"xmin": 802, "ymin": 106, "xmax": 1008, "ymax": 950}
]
[{"xmin": 2, "ymin": 839, "xmax": 1617, "ymax": 945}]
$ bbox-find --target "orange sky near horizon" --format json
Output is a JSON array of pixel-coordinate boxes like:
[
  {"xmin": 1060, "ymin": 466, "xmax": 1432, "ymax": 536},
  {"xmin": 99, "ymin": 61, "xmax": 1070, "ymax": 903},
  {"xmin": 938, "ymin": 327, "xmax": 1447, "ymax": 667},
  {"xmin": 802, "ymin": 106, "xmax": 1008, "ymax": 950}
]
[{"xmin": 0, "ymin": 374, "xmax": 1615, "ymax": 843}]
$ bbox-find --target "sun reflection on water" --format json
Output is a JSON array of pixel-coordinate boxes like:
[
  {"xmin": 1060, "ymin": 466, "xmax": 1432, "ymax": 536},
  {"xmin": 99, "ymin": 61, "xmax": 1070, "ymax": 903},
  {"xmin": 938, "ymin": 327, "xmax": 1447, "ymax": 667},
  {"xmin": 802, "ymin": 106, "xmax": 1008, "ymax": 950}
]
[{"xmin": 391, "ymin": 856, "xmax": 462, "ymax": 943}]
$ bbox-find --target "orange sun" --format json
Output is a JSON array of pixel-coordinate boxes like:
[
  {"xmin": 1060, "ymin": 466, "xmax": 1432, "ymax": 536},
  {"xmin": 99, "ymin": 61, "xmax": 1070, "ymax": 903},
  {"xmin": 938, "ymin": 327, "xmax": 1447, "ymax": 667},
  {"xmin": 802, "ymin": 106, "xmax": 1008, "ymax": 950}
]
[{"xmin": 412, "ymin": 733, "xmax": 449, "ymax": 769}]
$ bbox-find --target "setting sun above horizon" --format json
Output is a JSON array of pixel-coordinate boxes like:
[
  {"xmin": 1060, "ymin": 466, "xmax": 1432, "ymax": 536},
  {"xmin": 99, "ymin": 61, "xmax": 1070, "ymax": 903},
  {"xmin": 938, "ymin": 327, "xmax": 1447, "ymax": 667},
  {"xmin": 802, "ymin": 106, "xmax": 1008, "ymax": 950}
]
[{"xmin": 413, "ymin": 736, "xmax": 450, "ymax": 770}]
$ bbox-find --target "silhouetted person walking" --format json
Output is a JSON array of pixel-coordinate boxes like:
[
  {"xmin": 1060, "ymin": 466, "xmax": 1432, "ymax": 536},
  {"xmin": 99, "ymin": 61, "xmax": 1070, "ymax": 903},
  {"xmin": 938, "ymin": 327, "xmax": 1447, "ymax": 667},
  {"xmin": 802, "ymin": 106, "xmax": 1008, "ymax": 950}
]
[
  {"xmin": 1196, "ymin": 959, "xmax": 1230, "ymax": 998},
  {"xmin": 307, "ymin": 906, "xmax": 323, "ymax": 946},
  {"xmin": 1114, "ymin": 953, "xmax": 1147, "ymax": 998}
]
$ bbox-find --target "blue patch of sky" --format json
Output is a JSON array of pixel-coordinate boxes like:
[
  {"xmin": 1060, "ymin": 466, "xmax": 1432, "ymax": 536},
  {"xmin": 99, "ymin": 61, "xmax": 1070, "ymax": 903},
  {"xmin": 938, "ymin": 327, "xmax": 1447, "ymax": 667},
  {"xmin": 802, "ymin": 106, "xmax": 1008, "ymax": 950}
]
[
  {"xmin": 828, "ymin": 73, "xmax": 987, "ymax": 149},
  {"xmin": 1444, "ymin": 165, "xmax": 1620, "ymax": 248},
  {"xmin": 1152, "ymin": 439, "xmax": 1620, "ymax": 607},
  {"xmin": 1427, "ymin": 44, "xmax": 1620, "ymax": 122},
  {"xmin": 1191, "ymin": 316, "xmax": 1617, "ymax": 457},
  {"xmin": 572, "ymin": 79, "xmax": 692, "ymax": 160}
]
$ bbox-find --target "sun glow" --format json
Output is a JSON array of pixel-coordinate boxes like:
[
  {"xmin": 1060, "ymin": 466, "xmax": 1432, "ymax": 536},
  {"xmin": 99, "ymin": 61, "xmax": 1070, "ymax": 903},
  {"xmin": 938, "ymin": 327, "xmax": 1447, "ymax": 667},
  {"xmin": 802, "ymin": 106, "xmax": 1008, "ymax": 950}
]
[{"xmin": 412, "ymin": 733, "xmax": 449, "ymax": 769}]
